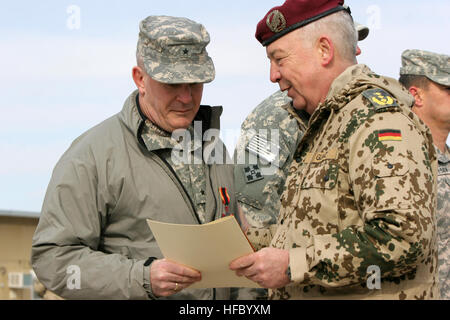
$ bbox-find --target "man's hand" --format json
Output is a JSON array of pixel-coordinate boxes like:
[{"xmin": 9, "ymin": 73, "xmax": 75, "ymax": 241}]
[
  {"xmin": 150, "ymin": 259, "xmax": 201, "ymax": 297},
  {"xmin": 229, "ymin": 248, "xmax": 291, "ymax": 289},
  {"xmin": 237, "ymin": 204, "xmax": 250, "ymax": 233}
]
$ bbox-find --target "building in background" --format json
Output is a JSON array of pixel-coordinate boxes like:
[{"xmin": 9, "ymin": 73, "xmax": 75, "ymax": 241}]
[{"xmin": 0, "ymin": 210, "xmax": 40, "ymax": 300}]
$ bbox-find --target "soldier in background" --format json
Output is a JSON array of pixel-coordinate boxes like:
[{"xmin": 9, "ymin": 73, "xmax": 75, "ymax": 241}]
[
  {"xmin": 399, "ymin": 49, "xmax": 450, "ymax": 299},
  {"xmin": 230, "ymin": 0, "xmax": 439, "ymax": 300},
  {"xmin": 32, "ymin": 15, "xmax": 237, "ymax": 300},
  {"xmin": 233, "ymin": 21, "xmax": 369, "ymax": 300}
]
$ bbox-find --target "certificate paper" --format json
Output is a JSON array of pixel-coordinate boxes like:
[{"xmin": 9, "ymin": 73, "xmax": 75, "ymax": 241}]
[{"xmin": 147, "ymin": 216, "xmax": 260, "ymax": 288}]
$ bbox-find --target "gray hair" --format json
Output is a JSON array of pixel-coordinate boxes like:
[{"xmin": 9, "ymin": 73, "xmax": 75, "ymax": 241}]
[{"xmin": 295, "ymin": 11, "xmax": 358, "ymax": 63}]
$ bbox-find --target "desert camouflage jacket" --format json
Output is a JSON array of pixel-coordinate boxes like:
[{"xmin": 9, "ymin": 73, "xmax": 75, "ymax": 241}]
[{"xmin": 247, "ymin": 64, "xmax": 439, "ymax": 300}]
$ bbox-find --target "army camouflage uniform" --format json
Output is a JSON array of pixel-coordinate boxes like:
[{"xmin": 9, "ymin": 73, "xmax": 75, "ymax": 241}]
[
  {"xmin": 142, "ymin": 121, "xmax": 209, "ymax": 224},
  {"xmin": 233, "ymin": 91, "xmax": 308, "ymax": 300},
  {"xmin": 247, "ymin": 64, "xmax": 439, "ymax": 300},
  {"xmin": 400, "ymin": 49, "xmax": 450, "ymax": 88},
  {"xmin": 234, "ymin": 91, "xmax": 309, "ymax": 228},
  {"xmin": 137, "ymin": 16, "xmax": 215, "ymax": 84},
  {"xmin": 400, "ymin": 49, "xmax": 450, "ymax": 300},
  {"xmin": 436, "ymin": 146, "xmax": 450, "ymax": 299}
]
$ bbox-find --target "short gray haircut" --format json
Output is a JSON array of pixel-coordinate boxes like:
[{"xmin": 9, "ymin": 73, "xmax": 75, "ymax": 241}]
[{"xmin": 295, "ymin": 11, "xmax": 358, "ymax": 63}]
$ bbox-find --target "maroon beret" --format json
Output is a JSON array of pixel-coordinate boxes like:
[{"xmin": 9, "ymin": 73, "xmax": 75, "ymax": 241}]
[{"xmin": 256, "ymin": 0, "xmax": 350, "ymax": 46}]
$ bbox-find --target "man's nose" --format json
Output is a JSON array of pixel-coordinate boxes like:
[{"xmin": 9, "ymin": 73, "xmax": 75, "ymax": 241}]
[
  {"xmin": 356, "ymin": 45, "xmax": 362, "ymax": 56},
  {"xmin": 270, "ymin": 61, "xmax": 281, "ymax": 84},
  {"xmin": 177, "ymin": 84, "xmax": 193, "ymax": 104}
]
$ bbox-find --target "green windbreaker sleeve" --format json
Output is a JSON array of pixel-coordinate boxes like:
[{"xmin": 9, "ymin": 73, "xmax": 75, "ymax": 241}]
[{"xmin": 31, "ymin": 144, "xmax": 150, "ymax": 300}]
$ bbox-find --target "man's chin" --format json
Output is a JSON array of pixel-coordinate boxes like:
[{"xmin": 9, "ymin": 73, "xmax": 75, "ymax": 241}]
[
  {"xmin": 170, "ymin": 120, "xmax": 194, "ymax": 132},
  {"xmin": 291, "ymin": 99, "xmax": 307, "ymax": 111}
]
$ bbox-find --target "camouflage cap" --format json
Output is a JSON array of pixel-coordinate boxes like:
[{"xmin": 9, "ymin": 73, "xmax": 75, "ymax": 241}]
[
  {"xmin": 137, "ymin": 16, "xmax": 215, "ymax": 84},
  {"xmin": 400, "ymin": 49, "xmax": 450, "ymax": 87},
  {"xmin": 355, "ymin": 22, "xmax": 369, "ymax": 41}
]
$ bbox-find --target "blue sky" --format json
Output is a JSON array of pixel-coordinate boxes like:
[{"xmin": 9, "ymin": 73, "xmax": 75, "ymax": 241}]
[{"xmin": 1, "ymin": 0, "xmax": 449, "ymax": 212}]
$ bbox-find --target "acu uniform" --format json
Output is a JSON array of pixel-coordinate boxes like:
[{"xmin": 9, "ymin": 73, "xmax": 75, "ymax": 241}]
[
  {"xmin": 234, "ymin": 91, "xmax": 308, "ymax": 228},
  {"xmin": 400, "ymin": 49, "xmax": 450, "ymax": 299},
  {"xmin": 436, "ymin": 147, "xmax": 450, "ymax": 299},
  {"xmin": 233, "ymin": 92, "xmax": 308, "ymax": 300}
]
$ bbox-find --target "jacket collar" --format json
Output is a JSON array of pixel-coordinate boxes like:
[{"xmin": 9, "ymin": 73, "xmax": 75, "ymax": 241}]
[
  {"xmin": 318, "ymin": 64, "xmax": 415, "ymax": 113},
  {"xmin": 118, "ymin": 90, "xmax": 223, "ymax": 153}
]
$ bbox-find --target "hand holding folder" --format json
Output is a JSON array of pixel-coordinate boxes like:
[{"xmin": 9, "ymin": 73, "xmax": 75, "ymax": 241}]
[{"xmin": 147, "ymin": 216, "xmax": 261, "ymax": 289}]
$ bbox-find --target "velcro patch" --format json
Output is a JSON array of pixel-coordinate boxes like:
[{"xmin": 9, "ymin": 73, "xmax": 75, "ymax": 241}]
[
  {"xmin": 378, "ymin": 129, "xmax": 402, "ymax": 142},
  {"xmin": 243, "ymin": 165, "xmax": 264, "ymax": 184},
  {"xmin": 303, "ymin": 148, "xmax": 338, "ymax": 164},
  {"xmin": 363, "ymin": 88, "xmax": 399, "ymax": 111}
]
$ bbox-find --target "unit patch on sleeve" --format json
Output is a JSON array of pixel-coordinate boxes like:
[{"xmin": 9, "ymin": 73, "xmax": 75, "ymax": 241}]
[
  {"xmin": 363, "ymin": 88, "xmax": 399, "ymax": 111},
  {"xmin": 243, "ymin": 165, "xmax": 264, "ymax": 184}
]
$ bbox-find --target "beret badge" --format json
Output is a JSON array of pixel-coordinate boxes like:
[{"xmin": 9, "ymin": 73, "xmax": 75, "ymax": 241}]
[{"xmin": 266, "ymin": 10, "xmax": 287, "ymax": 33}]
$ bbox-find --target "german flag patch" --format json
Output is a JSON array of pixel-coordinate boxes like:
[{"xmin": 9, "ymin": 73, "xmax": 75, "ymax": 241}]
[{"xmin": 378, "ymin": 129, "xmax": 402, "ymax": 142}]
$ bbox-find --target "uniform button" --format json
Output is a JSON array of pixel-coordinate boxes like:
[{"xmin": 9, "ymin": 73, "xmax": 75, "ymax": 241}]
[
  {"xmin": 324, "ymin": 176, "xmax": 330, "ymax": 182},
  {"xmin": 280, "ymin": 219, "xmax": 284, "ymax": 225},
  {"xmin": 387, "ymin": 163, "xmax": 394, "ymax": 169}
]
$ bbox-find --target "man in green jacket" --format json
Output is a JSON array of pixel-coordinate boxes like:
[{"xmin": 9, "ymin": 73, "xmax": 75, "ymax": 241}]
[{"xmin": 31, "ymin": 15, "xmax": 237, "ymax": 300}]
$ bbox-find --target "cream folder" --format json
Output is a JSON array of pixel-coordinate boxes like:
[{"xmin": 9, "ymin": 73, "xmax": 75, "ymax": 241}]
[{"xmin": 146, "ymin": 216, "xmax": 261, "ymax": 289}]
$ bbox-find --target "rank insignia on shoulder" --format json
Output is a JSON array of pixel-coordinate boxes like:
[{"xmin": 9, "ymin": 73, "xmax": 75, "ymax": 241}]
[
  {"xmin": 243, "ymin": 165, "xmax": 264, "ymax": 184},
  {"xmin": 378, "ymin": 129, "xmax": 402, "ymax": 142},
  {"xmin": 363, "ymin": 88, "xmax": 399, "ymax": 111}
]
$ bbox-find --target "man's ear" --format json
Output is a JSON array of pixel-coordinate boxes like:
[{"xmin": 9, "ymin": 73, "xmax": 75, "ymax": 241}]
[
  {"xmin": 132, "ymin": 66, "xmax": 146, "ymax": 96},
  {"xmin": 317, "ymin": 36, "xmax": 334, "ymax": 67},
  {"xmin": 408, "ymin": 86, "xmax": 424, "ymax": 108}
]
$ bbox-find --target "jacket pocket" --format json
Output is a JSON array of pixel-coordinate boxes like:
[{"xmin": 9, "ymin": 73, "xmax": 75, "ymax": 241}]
[
  {"xmin": 372, "ymin": 156, "xmax": 408, "ymax": 178},
  {"xmin": 294, "ymin": 160, "xmax": 340, "ymax": 238},
  {"xmin": 301, "ymin": 160, "xmax": 339, "ymax": 190},
  {"xmin": 371, "ymin": 154, "xmax": 411, "ymax": 210}
]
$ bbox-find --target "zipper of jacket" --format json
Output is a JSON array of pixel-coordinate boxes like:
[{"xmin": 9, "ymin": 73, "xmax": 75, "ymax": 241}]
[
  {"xmin": 208, "ymin": 165, "xmax": 218, "ymax": 301},
  {"xmin": 157, "ymin": 153, "xmax": 218, "ymax": 300},
  {"xmin": 154, "ymin": 153, "xmax": 202, "ymax": 225}
]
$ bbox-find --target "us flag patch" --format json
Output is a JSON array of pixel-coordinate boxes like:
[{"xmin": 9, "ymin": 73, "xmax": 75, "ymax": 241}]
[{"xmin": 378, "ymin": 129, "xmax": 402, "ymax": 142}]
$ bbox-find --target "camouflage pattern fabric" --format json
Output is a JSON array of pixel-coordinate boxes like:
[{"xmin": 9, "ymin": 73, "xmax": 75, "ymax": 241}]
[
  {"xmin": 233, "ymin": 91, "xmax": 308, "ymax": 300},
  {"xmin": 247, "ymin": 64, "xmax": 439, "ymax": 300},
  {"xmin": 400, "ymin": 49, "xmax": 450, "ymax": 87},
  {"xmin": 141, "ymin": 120, "xmax": 208, "ymax": 224},
  {"xmin": 137, "ymin": 15, "xmax": 215, "ymax": 84},
  {"xmin": 234, "ymin": 91, "xmax": 309, "ymax": 228},
  {"xmin": 436, "ymin": 146, "xmax": 450, "ymax": 299}
]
